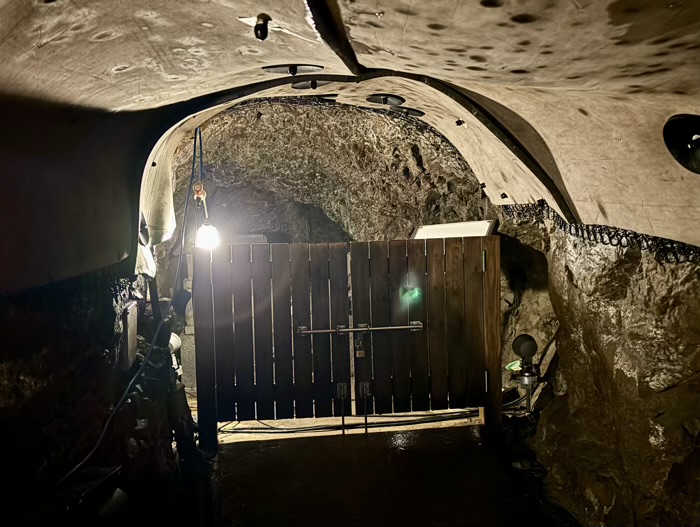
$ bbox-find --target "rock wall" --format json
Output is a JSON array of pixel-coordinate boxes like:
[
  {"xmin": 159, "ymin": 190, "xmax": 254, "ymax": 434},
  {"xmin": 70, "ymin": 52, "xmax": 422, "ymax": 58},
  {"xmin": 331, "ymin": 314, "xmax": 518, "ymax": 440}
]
[
  {"xmin": 158, "ymin": 97, "xmax": 496, "ymax": 294},
  {"xmin": 530, "ymin": 222, "xmax": 700, "ymax": 527}
]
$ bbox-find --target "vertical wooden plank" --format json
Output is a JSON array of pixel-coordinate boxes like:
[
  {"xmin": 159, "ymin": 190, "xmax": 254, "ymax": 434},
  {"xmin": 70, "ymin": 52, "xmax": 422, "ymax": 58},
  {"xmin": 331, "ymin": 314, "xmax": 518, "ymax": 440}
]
[
  {"xmin": 389, "ymin": 240, "xmax": 411, "ymax": 412},
  {"xmin": 329, "ymin": 243, "xmax": 351, "ymax": 417},
  {"xmin": 193, "ymin": 247, "xmax": 217, "ymax": 450},
  {"xmin": 252, "ymin": 244, "xmax": 274, "ymax": 420},
  {"xmin": 407, "ymin": 239, "xmax": 429, "ymax": 411},
  {"xmin": 232, "ymin": 244, "xmax": 255, "ymax": 420},
  {"xmin": 212, "ymin": 244, "xmax": 236, "ymax": 421},
  {"xmin": 291, "ymin": 244, "xmax": 313, "ymax": 418},
  {"xmin": 370, "ymin": 241, "xmax": 392, "ymax": 414},
  {"xmin": 350, "ymin": 242, "xmax": 373, "ymax": 415},
  {"xmin": 426, "ymin": 239, "xmax": 448, "ymax": 410},
  {"xmin": 445, "ymin": 238, "xmax": 468, "ymax": 408},
  {"xmin": 482, "ymin": 236, "xmax": 502, "ymax": 429},
  {"xmin": 463, "ymin": 237, "xmax": 486, "ymax": 408},
  {"xmin": 310, "ymin": 244, "xmax": 332, "ymax": 417},
  {"xmin": 271, "ymin": 244, "xmax": 294, "ymax": 419}
]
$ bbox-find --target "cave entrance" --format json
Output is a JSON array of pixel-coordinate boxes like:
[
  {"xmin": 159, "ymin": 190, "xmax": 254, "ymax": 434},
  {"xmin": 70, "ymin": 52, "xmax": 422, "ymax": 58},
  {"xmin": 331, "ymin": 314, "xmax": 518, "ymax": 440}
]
[{"xmin": 192, "ymin": 236, "xmax": 501, "ymax": 449}]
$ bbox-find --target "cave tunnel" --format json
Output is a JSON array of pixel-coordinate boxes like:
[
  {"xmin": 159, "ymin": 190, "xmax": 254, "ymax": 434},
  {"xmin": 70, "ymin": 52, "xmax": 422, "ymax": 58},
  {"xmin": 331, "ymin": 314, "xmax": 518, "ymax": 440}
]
[{"xmin": 1, "ymin": 1, "xmax": 700, "ymax": 526}]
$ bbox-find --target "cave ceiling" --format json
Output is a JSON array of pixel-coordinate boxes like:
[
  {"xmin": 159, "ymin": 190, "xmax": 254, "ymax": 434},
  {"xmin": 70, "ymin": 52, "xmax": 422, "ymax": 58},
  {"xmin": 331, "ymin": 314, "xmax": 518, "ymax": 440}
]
[{"xmin": 0, "ymin": 0, "xmax": 699, "ymax": 292}]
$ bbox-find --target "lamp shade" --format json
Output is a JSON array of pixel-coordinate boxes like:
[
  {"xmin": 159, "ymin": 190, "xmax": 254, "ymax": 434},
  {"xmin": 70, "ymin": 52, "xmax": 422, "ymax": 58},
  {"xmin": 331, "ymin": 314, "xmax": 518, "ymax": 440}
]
[{"xmin": 196, "ymin": 222, "xmax": 220, "ymax": 249}]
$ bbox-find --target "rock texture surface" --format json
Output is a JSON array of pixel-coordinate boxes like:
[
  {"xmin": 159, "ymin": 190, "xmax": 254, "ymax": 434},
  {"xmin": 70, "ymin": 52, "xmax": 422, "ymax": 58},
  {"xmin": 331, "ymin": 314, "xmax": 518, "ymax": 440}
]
[
  {"xmin": 158, "ymin": 98, "xmax": 496, "ymax": 293},
  {"xmin": 531, "ymin": 224, "xmax": 700, "ymax": 527}
]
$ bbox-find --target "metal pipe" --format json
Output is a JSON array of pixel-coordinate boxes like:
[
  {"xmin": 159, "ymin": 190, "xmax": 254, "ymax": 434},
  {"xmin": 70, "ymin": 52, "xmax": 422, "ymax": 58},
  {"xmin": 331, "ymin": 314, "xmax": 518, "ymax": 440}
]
[
  {"xmin": 364, "ymin": 395, "xmax": 368, "ymax": 436},
  {"xmin": 341, "ymin": 395, "xmax": 345, "ymax": 436},
  {"xmin": 297, "ymin": 322, "xmax": 423, "ymax": 335}
]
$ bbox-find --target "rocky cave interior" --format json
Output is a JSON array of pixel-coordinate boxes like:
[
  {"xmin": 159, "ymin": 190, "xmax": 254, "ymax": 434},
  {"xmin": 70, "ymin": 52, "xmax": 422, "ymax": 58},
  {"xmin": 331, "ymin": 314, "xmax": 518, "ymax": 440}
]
[{"xmin": 1, "ymin": 1, "xmax": 699, "ymax": 526}]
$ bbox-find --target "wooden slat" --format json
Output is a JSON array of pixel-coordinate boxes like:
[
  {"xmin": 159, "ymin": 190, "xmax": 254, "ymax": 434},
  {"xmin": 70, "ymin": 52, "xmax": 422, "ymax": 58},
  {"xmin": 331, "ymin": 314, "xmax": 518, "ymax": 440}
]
[
  {"xmin": 192, "ymin": 247, "xmax": 217, "ymax": 450},
  {"xmin": 463, "ymin": 237, "xmax": 486, "ymax": 407},
  {"xmin": 232, "ymin": 244, "xmax": 255, "ymax": 420},
  {"xmin": 445, "ymin": 238, "xmax": 467, "ymax": 408},
  {"xmin": 389, "ymin": 240, "xmax": 411, "ymax": 412},
  {"xmin": 252, "ymin": 244, "xmax": 274, "ymax": 420},
  {"xmin": 370, "ymin": 241, "xmax": 392, "ymax": 414},
  {"xmin": 350, "ymin": 242, "xmax": 373, "ymax": 415},
  {"xmin": 426, "ymin": 239, "xmax": 448, "ymax": 410},
  {"xmin": 212, "ymin": 244, "xmax": 236, "ymax": 421},
  {"xmin": 482, "ymin": 236, "xmax": 502, "ymax": 429},
  {"xmin": 271, "ymin": 244, "xmax": 294, "ymax": 419},
  {"xmin": 407, "ymin": 239, "xmax": 429, "ymax": 411},
  {"xmin": 291, "ymin": 244, "xmax": 313, "ymax": 418},
  {"xmin": 310, "ymin": 244, "xmax": 332, "ymax": 417},
  {"xmin": 329, "ymin": 242, "xmax": 351, "ymax": 417}
]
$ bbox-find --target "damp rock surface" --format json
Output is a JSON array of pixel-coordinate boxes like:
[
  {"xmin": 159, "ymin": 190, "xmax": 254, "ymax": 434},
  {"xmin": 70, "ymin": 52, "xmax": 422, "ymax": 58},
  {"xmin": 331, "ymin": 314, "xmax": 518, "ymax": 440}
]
[
  {"xmin": 532, "ymin": 225, "xmax": 700, "ymax": 527},
  {"xmin": 160, "ymin": 98, "xmax": 496, "ymax": 294},
  {"xmin": 172, "ymin": 98, "xmax": 494, "ymax": 241}
]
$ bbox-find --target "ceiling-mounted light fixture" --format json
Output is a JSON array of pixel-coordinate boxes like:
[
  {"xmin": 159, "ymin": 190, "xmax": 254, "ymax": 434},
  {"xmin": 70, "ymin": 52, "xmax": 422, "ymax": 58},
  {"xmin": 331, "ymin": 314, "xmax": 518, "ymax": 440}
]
[
  {"xmin": 366, "ymin": 93, "xmax": 406, "ymax": 106},
  {"xmin": 193, "ymin": 181, "xmax": 220, "ymax": 249},
  {"xmin": 262, "ymin": 64, "xmax": 325, "ymax": 75},
  {"xmin": 291, "ymin": 79, "xmax": 332, "ymax": 90}
]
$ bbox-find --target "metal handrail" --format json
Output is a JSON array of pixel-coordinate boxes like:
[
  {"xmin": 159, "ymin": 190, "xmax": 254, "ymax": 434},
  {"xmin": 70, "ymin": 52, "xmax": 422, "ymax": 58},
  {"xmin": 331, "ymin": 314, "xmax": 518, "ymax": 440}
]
[{"xmin": 297, "ymin": 321, "xmax": 423, "ymax": 336}]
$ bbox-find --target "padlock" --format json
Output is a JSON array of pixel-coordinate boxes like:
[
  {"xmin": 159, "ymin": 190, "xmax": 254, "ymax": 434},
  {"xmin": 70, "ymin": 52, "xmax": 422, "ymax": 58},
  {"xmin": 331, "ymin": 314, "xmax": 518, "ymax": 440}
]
[{"xmin": 355, "ymin": 336, "xmax": 365, "ymax": 358}]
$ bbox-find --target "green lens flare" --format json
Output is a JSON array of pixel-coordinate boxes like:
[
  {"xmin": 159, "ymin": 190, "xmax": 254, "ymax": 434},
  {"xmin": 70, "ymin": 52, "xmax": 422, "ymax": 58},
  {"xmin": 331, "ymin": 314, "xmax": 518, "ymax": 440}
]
[
  {"xmin": 400, "ymin": 286, "xmax": 423, "ymax": 305},
  {"xmin": 505, "ymin": 360, "xmax": 522, "ymax": 372}
]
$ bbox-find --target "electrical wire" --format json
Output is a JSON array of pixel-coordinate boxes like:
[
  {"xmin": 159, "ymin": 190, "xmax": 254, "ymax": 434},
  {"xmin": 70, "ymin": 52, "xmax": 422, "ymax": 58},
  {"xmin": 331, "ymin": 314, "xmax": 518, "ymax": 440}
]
[
  {"xmin": 50, "ymin": 128, "xmax": 203, "ymax": 491},
  {"xmin": 218, "ymin": 399, "xmax": 529, "ymax": 436},
  {"xmin": 503, "ymin": 395, "xmax": 527, "ymax": 408},
  {"xmin": 218, "ymin": 410, "xmax": 481, "ymax": 435}
]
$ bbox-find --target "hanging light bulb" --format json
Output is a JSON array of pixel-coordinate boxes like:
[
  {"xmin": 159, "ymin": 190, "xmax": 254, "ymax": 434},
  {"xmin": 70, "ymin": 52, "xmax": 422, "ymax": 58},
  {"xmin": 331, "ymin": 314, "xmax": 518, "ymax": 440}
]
[
  {"xmin": 192, "ymin": 178, "xmax": 220, "ymax": 249},
  {"xmin": 196, "ymin": 221, "xmax": 220, "ymax": 249}
]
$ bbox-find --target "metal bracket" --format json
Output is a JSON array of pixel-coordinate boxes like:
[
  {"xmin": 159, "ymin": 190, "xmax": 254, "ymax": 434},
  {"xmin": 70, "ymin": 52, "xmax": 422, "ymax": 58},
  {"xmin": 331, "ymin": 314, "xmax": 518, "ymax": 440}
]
[{"xmin": 297, "ymin": 321, "xmax": 423, "ymax": 336}]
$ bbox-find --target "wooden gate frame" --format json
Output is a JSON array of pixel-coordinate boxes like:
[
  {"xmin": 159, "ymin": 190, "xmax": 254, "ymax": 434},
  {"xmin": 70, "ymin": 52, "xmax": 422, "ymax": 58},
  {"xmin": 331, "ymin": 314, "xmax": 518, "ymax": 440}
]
[{"xmin": 193, "ymin": 237, "xmax": 501, "ymax": 451}]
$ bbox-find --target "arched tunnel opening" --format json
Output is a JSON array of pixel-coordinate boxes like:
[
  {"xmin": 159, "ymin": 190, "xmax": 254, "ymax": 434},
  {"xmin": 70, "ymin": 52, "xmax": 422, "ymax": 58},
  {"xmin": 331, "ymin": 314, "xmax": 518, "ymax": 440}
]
[
  {"xmin": 156, "ymin": 96, "xmax": 574, "ymax": 526},
  {"xmin": 1, "ymin": 1, "xmax": 700, "ymax": 526}
]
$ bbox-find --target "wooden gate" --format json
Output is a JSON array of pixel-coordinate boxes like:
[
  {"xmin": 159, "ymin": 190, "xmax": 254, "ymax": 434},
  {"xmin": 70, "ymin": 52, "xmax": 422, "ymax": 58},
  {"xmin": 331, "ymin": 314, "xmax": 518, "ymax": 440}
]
[{"xmin": 193, "ymin": 237, "xmax": 501, "ymax": 449}]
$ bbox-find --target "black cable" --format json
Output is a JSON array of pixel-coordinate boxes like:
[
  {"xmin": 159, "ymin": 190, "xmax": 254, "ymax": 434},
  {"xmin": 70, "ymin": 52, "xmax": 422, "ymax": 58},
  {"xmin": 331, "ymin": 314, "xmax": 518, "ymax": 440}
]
[
  {"xmin": 198, "ymin": 127, "xmax": 204, "ymax": 182},
  {"xmin": 504, "ymin": 395, "xmax": 527, "ymax": 407},
  {"xmin": 218, "ymin": 411, "xmax": 480, "ymax": 435},
  {"xmin": 217, "ymin": 399, "xmax": 527, "ymax": 435},
  {"xmin": 218, "ymin": 421, "xmax": 239, "ymax": 432},
  {"xmin": 51, "ymin": 128, "xmax": 202, "ymax": 490}
]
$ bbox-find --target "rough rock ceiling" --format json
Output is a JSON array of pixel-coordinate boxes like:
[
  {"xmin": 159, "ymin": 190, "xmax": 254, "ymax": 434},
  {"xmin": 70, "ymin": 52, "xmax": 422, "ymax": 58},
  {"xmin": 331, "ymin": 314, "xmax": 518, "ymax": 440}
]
[{"xmin": 0, "ymin": 0, "xmax": 699, "ymax": 291}]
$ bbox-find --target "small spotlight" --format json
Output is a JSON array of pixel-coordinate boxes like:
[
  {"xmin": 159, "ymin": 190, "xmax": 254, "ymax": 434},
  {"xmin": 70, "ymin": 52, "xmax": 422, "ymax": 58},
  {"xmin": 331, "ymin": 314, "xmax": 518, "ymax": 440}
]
[
  {"xmin": 196, "ymin": 222, "xmax": 220, "ymax": 249},
  {"xmin": 254, "ymin": 13, "xmax": 271, "ymax": 41}
]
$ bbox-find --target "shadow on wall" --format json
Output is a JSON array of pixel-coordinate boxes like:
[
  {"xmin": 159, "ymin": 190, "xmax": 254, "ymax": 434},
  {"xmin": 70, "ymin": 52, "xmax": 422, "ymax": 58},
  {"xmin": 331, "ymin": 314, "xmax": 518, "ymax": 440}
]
[{"xmin": 498, "ymin": 228, "xmax": 559, "ymax": 395}]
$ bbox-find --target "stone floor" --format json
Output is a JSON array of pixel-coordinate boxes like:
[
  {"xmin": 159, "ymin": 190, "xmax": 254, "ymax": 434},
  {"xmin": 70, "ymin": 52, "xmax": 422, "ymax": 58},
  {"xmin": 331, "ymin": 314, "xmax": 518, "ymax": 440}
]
[
  {"xmin": 217, "ymin": 426, "xmax": 574, "ymax": 527},
  {"xmin": 178, "ymin": 331, "xmax": 577, "ymax": 527}
]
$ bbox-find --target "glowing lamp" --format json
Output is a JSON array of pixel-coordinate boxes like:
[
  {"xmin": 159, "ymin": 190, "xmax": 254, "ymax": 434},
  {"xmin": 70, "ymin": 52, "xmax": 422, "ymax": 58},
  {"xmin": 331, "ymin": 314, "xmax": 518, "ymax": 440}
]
[{"xmin": 196, "ymin": 222, "xmax": 220, "ymax": 249}]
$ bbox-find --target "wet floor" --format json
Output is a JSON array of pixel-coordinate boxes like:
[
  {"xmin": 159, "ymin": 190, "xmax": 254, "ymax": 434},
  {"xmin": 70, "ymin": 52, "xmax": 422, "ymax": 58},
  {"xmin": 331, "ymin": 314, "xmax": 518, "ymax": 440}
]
[{"xmin": 218, "ymin": 426, "xmax": 564, "ymax": 527}]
